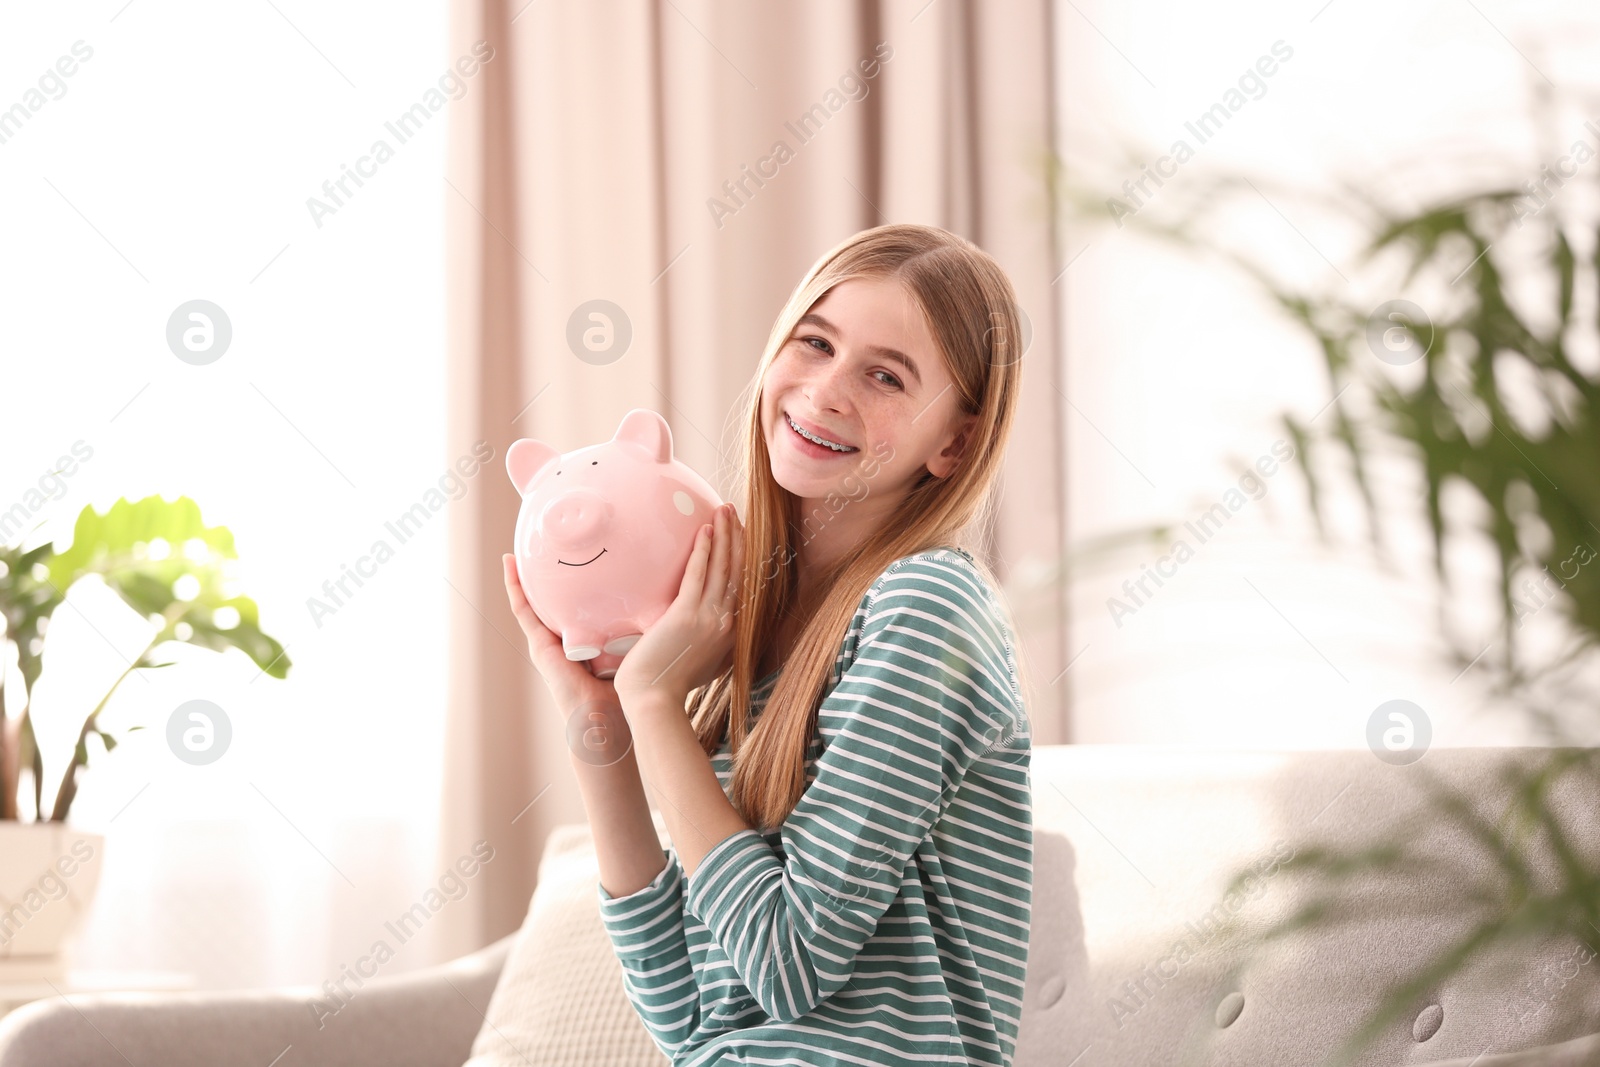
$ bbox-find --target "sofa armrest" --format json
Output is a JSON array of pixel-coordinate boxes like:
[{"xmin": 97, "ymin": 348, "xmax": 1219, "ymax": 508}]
[{"xmin": 0, "ymin": 933, "xmax": 516, "ymax": 1067}]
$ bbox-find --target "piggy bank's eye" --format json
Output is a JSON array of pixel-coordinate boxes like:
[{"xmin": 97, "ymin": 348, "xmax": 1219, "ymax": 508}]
[{"xmin": 591, "ymin": 461, "xmax": 597, "ymax": 465}]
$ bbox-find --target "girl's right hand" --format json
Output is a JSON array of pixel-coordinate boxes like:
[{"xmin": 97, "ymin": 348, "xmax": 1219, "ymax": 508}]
[{"xmin": 501, "ymin": 553, "xmax": 621, "ymax": 721}]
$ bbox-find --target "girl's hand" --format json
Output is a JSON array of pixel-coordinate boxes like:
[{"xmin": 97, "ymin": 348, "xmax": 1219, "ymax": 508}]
[
  {"xmin": 613, "ymin": 502, "xmax": 745, "ymax": 708},
  {"xmin": 501, "ymin": 552, "xmax": 620, "ymax": 721}
]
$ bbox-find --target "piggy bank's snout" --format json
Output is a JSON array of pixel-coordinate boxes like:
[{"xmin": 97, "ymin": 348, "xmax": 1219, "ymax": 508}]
[{"xmin": 538, "ymin": 489, "xmax": 612, "ymax": 548}]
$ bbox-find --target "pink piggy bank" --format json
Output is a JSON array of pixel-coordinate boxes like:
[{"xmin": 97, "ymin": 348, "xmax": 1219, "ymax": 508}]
[{"xmin": 507, "ymin": 408, "xmax": 725, "ymax": 680}]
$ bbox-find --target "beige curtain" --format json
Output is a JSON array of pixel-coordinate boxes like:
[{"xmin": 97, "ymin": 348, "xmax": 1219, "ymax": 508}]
[{"xmin": 435, "ymin": 0, "xmax": 1071, "ymax": 962}]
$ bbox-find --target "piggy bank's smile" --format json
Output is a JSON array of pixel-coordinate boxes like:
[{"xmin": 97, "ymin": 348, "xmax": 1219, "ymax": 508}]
[{"xmin": 557, "ymin": 548, "xmax": 607, "ymax": 567}]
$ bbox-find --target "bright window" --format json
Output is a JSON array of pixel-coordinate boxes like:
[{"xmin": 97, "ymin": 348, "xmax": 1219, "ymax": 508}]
[{"xmin": 1, "ymin": 0, "xmax": 453, "ymax": 988}]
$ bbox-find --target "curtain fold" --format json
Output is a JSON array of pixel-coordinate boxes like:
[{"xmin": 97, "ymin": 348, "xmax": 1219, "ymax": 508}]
[{"xmin": 435, "ymin": 0, "xmax": 1070, "ymax": 963}]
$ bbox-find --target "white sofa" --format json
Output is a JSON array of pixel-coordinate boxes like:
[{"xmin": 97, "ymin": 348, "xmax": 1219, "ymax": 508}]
[{"xmin": 3, "ymin": 744, "xmax": 1599, "ymax": 1066}]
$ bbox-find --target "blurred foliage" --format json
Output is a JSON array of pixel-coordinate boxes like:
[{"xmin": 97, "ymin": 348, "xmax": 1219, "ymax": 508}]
[
  {"xmin": 1054, "ymin": 105, "xmax": 1600, "ymax": 1064},
  {"xmin": 1055, "ymin": 156, "xmax": 1600, "ymax": 691},
  {"xmin": 0, "ymin": 495, "xmax": 289, "ymax": 822}
]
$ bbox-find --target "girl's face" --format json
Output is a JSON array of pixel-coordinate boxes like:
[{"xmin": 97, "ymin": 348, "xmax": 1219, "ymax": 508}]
[{"xmin": 762, "ymin": 275, "xmax": 975, "ymax": 507}]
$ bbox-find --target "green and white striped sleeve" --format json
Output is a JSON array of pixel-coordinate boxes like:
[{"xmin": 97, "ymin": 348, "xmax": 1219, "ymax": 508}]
[
  {"xmin": 682, "ymin": 555, "xmax": 1022, "ymax": 1025},
  {"xmin": 596, "ymin": 849, "xmax": 700, "ymax": 1058}
]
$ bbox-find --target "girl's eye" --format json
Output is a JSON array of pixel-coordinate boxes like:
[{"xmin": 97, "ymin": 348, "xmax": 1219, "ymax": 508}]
[{"xmin": 799, "ymin": 336, "xmax": 903, "ymax": 390}]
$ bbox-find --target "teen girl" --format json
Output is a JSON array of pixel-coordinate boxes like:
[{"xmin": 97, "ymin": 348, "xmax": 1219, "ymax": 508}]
[{"xmin": 503, "ymin": 222, "xmax": 1034, "ymax": 1065}]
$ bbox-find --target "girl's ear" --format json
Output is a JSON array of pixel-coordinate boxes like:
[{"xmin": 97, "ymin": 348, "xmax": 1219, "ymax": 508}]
[{"xmin": 929, "ymin": 413, "xmax": 979, "ymax": 478}]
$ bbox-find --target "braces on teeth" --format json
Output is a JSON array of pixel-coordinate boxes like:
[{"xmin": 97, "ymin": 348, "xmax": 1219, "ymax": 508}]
[{"xmin": 788, "ymin": 414, "xmax": 857, "ymax": 451}]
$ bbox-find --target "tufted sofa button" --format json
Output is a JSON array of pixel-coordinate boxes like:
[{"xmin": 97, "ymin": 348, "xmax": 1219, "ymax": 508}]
[
  {"xmin": 1413, "ymin": 1004, "xmax": 1443, "ymax": 1042},
  {"xmin": 1038, "ymin": 975, "xmax": 1065, "ymax": 1008},
  {"xmin": 1215, "ymin": 991, "xmax": 1245, "ymax": 1028}
]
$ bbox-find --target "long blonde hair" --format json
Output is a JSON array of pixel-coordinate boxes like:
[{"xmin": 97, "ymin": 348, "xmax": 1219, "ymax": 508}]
[{"xmin": 688, "ymin": 223, "xmax": 1027, "ymax": 833}]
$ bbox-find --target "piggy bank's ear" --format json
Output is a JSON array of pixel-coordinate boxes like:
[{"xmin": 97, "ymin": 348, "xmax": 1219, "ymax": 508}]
[
  {"xmin": 506, "ymin": 439, "xmax": 561, "ymax": 495},
  {"xmin": 612, "ymin": 408, "xmax": 673, "ymax": 464}
]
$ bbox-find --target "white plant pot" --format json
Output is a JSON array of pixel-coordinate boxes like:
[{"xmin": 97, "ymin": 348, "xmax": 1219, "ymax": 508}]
[{"xmin": 0, "ymin": 823, "xmax": 105, "ymax": 981}]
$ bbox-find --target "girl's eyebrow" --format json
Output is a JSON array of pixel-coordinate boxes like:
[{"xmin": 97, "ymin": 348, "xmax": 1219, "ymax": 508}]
[{"xmin": 795, "ymin": 312, "xmax": 923, "ymax": 387}]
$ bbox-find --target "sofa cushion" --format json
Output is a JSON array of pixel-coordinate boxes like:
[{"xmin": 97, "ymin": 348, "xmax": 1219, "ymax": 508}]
[
  {"xmin": 1416, "ymin": 1029, "xmax": 1600, "ymax": 1065},
  {"xmin": 462, "ymin": 821, "xmax": 661, "ymax": 1066},
  {"xmin": 1012, "ymin": 745, "xmax": 1600, "ymax": 1066},
  {"xmin": 464, "ymin": 747, "xmax": 1600, "ymax": 1067}
]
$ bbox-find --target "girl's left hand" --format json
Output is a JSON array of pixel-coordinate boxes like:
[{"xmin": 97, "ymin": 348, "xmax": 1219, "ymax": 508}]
[{"xmin": 613, "ymin": 502, "xmax": 745, "ymax": 708}]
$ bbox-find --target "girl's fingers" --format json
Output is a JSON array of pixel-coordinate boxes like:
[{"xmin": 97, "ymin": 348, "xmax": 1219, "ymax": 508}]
[
  {"xmin": 504, "ymin": 555, "xmax": 553, "ymax": 647},
  {"xmin": 501, "ymin": 555, "xmax": 519, "ymax": 605},
  {"xmin": 503, "ymin": 555, "xmax": 532, "ymax": 616},
  {"xmin": 681, "ymin": 522, "xmax": 711, "ymax": 598},
  {"xmin": 704, "ymin": 506, "xmax": 730, "ymax": 611}
]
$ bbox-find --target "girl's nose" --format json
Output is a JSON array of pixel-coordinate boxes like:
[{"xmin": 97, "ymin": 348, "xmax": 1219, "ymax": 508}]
[{"xmin": 802, "ymin": 355, "xmax": 854, "ymax": 411}]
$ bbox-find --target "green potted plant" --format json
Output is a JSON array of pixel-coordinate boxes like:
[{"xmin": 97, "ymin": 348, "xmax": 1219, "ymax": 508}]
[
  {"xmin": 0, "ymin": 494, "xmax": 289, "ymax": 979},
  {"xmin": 1055, "ymin": 109, "xmax": 1600, "ymax": 1064}
]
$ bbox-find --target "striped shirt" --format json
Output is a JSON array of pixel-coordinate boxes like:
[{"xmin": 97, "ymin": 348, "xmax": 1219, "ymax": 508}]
[{"xmin": 597, "ymin": 547, "xmax": 1034, "ymax": 1066}]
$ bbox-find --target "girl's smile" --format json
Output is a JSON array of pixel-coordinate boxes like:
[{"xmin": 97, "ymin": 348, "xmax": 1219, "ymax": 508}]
[{"xmin": 782, "ymin": 410, "xmax": 860, "ymax": 456}]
